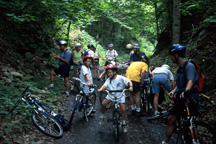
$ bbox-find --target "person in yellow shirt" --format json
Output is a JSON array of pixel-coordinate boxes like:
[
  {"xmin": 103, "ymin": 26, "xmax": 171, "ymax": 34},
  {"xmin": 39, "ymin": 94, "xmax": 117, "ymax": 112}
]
[{"xmin": 126, "ymin": 55, "xmax": 149, "ymax": 116}]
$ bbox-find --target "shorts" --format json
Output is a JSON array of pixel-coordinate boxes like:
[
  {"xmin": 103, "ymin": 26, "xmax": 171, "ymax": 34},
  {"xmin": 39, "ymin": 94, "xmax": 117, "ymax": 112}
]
[
  {"xmin": 54, "ymin": 65, "xmax": 70, "ymax": 78},
  {"xmin": 132, "ymin": 81, "xmax": 141, "ymax": 92},
  {"xmin": 106, "ymin": 95, "xmax": 125, "ymax": 103},
  {"xmin": 152, "ymin": 74, "xmax": 172, "ymax": 93},
  {"xmin": 95, "ymin": 61, "xmax": 99, "ymax": 66},
  {"xmin": 73, "ymin": 62, "xmax": 82, "ymax": 71},
  {"xmin": 170, "ymin": 93, "xmax": 199, "ymax": 116}
]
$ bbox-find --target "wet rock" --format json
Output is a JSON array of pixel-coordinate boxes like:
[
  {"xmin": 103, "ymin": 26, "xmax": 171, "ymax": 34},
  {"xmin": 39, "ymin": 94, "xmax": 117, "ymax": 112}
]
[
  {"xmin": 2, "ymin": 77, "xmax": 12, "ymax": 83},
  {"xmin": 38, "ymin": 90, "xmax": 50, "ymax": 94},
  {"xmin": 22, "ymin": 75, "xmax": 34, "ymax": 81},
  {"xmin": 3, "ymin": 71, "xmax": 13, "ymax": 80},
  {"xmin": 10, "ymin": 71, "xmax": 23, "ymax": 78}
]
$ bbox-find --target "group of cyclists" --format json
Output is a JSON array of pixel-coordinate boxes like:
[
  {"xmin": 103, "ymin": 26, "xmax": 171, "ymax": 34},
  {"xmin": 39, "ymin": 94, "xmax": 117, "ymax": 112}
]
[{"xmin": 49, "ymin": 41, "xmax": 200, "ymax": 144}]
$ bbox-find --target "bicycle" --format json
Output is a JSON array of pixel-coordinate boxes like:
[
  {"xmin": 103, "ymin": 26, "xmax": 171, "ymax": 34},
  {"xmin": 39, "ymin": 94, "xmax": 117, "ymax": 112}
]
[
  {"xmin": 10, "ymin": 87, "xmax": 64, "ymax": 138},
  {"xmin": 147, "ymin": 94, "xmax": 216, "ymax": 144},
  {"xmin": 140, "ymin": 78, "xmax": 151, "ymax": 115},
  {"xmin": 69, "ymin": 77, "xmax": 97, "ymax": 123},
  {"xmin": 101, "ymin": 89, "xmax": 128, "ymax": 142},
  {"xmin": 70, "ymin": 62, "xmax": 83, "ymax": 92}
]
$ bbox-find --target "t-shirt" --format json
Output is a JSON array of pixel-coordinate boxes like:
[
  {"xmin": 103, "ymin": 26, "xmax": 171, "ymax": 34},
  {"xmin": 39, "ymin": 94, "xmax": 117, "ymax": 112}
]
[
  {"xmin": 73, "ymin": 50, "xmax": 82, "ymax": 63},
  {"xmin": 129, "ymin": 52, "xmax": 146, "ymax": 63},
  {"xmin": 106, "ymin": 49, "xmax": 118, "ymax": 60},
  {"xmin": 126, "ymin": 62, "xmax": 148, "ymax": 82},
  {"xmin": 80, "ymin": 65, "xmax": 93, "ymax": 94},
  {"xmin": 153, "ymin": 67, "xmax": 174, "ymax": 80},
  {"xmin": 58, "ymin": 49, "xmax": 71, "ymax": 66},
  {"xmin": 103, "ymin": 75, "xmax": 130, "ymax": 103},
  {"xmin": 176, "ymin": 60, "xmax": 198, "ymax": 94}
]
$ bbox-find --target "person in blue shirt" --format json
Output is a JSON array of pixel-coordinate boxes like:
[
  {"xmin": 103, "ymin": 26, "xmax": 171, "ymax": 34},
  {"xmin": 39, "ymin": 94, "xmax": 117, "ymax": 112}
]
[
  {"xmin": 129, "ymin": 44, "xmax": 146, "ymax": 64},
  {"xmin": 49, "ymin": 40, "xmax": 72, "ymax": 97},
  {"xmin": 161, "ymin": 44, "xmax": 199, "ymax": 144}
]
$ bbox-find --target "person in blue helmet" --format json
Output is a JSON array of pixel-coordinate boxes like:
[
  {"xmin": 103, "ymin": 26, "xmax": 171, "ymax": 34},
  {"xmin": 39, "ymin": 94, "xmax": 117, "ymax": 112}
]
[
  {"xmin": 49, "ymin": 40, "xmax": 72, "ymax": 97},
  {"xmin": 161, "ymin": 44, "xmax": 199, "ymax": 144}
]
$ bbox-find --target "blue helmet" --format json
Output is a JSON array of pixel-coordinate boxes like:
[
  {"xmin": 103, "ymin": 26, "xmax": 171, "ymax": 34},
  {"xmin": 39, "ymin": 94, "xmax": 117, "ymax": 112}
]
[
  {"xmin": 169, "ymin": 44, "xmax": 186, "ymax": 57},
  {"xmin": 87, "ymin": 43, "xmax": 95, "ymax": 49},
  {"xmin": 58, "ymin": 40, "xmax": 67, "ymax": 45}
]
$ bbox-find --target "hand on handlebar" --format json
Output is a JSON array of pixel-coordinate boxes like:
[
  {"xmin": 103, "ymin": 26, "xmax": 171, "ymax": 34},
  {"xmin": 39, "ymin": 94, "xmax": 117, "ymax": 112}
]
[{"xmin": 129, "ymin": 87, "xmax": 133, "ymax": 92}]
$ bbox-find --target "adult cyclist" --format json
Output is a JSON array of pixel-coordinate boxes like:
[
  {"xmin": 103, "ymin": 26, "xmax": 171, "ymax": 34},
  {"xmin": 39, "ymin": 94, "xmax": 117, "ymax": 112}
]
[
  {"xmin": 129, "ymin": 44, "xmax": 146, "ymax": 64},
  {"xmin": 161, "ymin": 44, "xmax": 199, "ymax": 144},
  {"xmin": 126, "ymin": 44, "xmax": 134, "ymax": 62}
]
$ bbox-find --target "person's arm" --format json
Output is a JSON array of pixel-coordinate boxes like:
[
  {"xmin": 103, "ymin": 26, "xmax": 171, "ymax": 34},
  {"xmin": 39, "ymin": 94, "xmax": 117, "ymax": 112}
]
[
  {"xmin": 55, "ymin": 56, "xmax": 69, "ymax": 63},
  {"xmin": 170, "ymin": 80, "xmax": 175, "ymax": 90},
  {"xmin": 98, "ymin": 52, "xmax": 101, "ymax": 58},
  {"xmin": 114, "ymin": 50, "xmax": 118, "ymax": 59},
  {"xmin": 85, "ymin": 74, "xmax": 91, "ymax": 85},
  {"xmin": 140, "ymin": 69, "xmax": 146, "ymax": 86},
  {"xmin": 148, "ymin": 66, "xmax": 154, "ymax": 77},
  {"xmin": 98, "ymin": 85, "xmax": 106, "ymax": 92},
  {"xmin": 128, "ymin": 81, "xmax": 133, "ymax": 92}
]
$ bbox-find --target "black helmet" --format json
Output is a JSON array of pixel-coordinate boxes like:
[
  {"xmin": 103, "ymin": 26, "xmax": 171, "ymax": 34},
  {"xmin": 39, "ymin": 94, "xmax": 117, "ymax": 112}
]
[
  {"xmin": 58, "ymin": 40, "xmax": 67, "ymax": 46},
  {"xmin": 141, "ymin": 55, "xmax": 149, "ymax": 64},
  {"xmin": 87, "ymin": 43, "xmax": 95, "ymax": 49},
  {"xmin": 169, "ymin": 44, "xmax": 186, "ymax": 57}
]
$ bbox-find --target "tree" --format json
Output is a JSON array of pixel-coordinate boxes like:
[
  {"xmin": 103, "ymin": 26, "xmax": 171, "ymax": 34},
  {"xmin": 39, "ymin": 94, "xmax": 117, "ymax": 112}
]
[{"xmin": 172, "ymin": 0, "xmax": 181, "ymax": 44}]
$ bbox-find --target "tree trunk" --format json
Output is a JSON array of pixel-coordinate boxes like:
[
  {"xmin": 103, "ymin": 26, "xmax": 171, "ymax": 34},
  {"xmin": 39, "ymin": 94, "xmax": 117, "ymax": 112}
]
[
  {"xmin": 67, "ymin": 21, "xmax": 71, "ymax": 45},
  {"xmin": 154, "ymin": 0, "xmax": 159, "ymax": 40},
  {"xmin": 172, "ymin": 0, "xmax": 181, "ymax": 44}
]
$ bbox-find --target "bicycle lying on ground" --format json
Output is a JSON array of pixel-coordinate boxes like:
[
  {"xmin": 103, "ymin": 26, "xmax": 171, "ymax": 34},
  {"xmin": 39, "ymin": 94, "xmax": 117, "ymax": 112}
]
[
  {"xmin": 69, "ymin": 77, "xmax": 97, "ymax": 123},
  {"xmin": 101, "ymin": 89, "xmax": 128, "ymax": 142},
  {"xmin": 147, "ymin": 93, "xmax": 216, "ymax": 144},
  {"xmin": 11, "ymin": 87, "xmax": 64, "ymax": 138}
]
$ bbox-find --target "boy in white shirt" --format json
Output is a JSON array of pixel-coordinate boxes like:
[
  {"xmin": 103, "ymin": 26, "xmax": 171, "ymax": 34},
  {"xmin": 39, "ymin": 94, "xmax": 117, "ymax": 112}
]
[
  {"xmin": 98, "ymin": 64, "xmax": 133, "ymax": 133},
  {"xmin": 80, "ymin": 55, "xmax": 94, "ymax": 94}
]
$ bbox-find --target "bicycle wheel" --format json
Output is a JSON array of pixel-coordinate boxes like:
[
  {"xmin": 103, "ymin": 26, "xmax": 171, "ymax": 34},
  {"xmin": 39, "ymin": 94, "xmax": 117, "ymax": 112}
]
[
  {"xmin": 113, "ymin": 112, "xmax": 120, "ymax": 142},
  {"xmin": 177, "ymin": 121, "xmax": 216, "ymax": 144},
  {"xmin": 144, "ymin": 90, "xmax": 150, "ymax": 114},
  {"xmin": 32, "ymin": 109, "xmax": 63, "ymax": 138},
  {"xmin": 99, "ymin": 91, "xmax": 111, "ymax": 109},
  {"xmin": 69, "ymin": 95, "xmax": 81, "ymax": 124},
  {"xmin": 85, "ymin": 93, "xmax": 96, "ymax": 116}
]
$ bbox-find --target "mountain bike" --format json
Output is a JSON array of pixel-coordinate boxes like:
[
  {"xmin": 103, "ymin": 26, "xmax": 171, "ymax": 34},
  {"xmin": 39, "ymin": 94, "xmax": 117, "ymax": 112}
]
[
  {"xmin": 70, "ymin": 62, "xmax": 83, "ymax": 92},
  {"xmin": 69, "ymin": 77, "xmax": 97, "ymax": 123},
  {"xmin": 140, "ymin": 78, "xmax": 151, "ymax": 114},
  {"xmin": 102, "ymin": 89, "xmax": 128, "ymax": 142},
  {"xmin": 11, "ymin": 87, "xmax": 64, "ymax": 138}
]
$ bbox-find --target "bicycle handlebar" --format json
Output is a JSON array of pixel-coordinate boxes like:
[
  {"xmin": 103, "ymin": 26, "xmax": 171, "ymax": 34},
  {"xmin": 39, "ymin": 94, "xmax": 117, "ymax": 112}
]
[
  {"xmin": 104, "ymin": 89, "xmax": 128, "ymax": 100},
  {"xmin": 72, "ymin": 77, "xmax": 97, "ymax": 87}
]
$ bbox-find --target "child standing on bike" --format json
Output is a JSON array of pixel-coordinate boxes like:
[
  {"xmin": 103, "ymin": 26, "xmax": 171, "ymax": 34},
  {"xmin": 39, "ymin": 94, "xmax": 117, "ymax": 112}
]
[
  {"xmin": 98, "ymin": 64, "xmax": 133, "ymax": 133},
  {"xmin": 80, "ymin": 55, "xmax": 94, "ymax": 94}
]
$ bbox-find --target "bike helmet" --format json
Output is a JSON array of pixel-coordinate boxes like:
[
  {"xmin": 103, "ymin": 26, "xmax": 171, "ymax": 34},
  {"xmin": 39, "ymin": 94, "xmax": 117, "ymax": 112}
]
[
  {"xmin": 169, "ymin": 44, "xmax": 186, "ymax": 57},
  {"xmin": 161, "ymin": 64, "xmax": 170, "ymax": 70},
  {"xmin": 87, "ymin": 43, "xmax": 95, "ymax": 49},
  {"xmin": 108, "ymin": 44, "xmax": 113, "ymax": 47},
  {"xmin": 75, "ymin": 43, "xmax": 82, "ymax": 48},
  {"xmin": 141, "ymin": 55, "xmax": 149, "ymax": 64},
  {"xmin": 133, "ymin": 44, "xmax": 140, "ymax": 49},
  {"xmin": 58, "ymin": 40, "xmax": 67, "ymax": 45},
  {"xmin": 105, "ymin": 64, "xmax": 118, "ymax": 72},
  {"xmin": 83, "ymin": 55, "xmax": 94, "ymax": 62},
  {"xmin": 126, "ymin": 44, "xmax": 132, "ymax": 49}
]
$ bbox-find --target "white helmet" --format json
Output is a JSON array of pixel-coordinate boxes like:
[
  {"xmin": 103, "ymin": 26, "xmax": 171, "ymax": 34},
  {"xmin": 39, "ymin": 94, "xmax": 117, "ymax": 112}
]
[
  {"xmin": 126, "ymin": 44, "xmax": 132, "ymax": 49},
  {"xmin": 162, "ymin": 64, "xmax": 170, "ymax": 70},
  {"xmin": 75, "ymin": 43, "xmax": 82, "ymax": 47}
]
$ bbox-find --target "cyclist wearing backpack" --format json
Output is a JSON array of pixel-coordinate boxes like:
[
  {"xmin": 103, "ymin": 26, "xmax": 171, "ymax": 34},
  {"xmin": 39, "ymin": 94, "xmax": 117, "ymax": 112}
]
[
  {"xmin": 49, "ymin": 40, "xmax": 71, "ymax": 96},
  {"xmin": 105, "ymin": 44, "xmax": 118, "ymax": 66},
  {"xmin": 161, "ymin": 44, "xmax": 199, "ymax": 144},
  {"xmin": 83, "ymin": 44, "xmax": 95, "ymax": 57}
]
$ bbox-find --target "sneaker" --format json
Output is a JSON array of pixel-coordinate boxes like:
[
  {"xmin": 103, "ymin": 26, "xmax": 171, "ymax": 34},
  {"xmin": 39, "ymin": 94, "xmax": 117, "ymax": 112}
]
[
  {"xmin": 70, "ymin": 85, "xmax": 74, "ymax": 91},
  {"xmin": 62, "ymin": 92, "xmax": 69, "ymax": 97},
  {"xmin": 99, "ymin": 116, "xmax": 105, "ymax": 125},
  {"xmin": 122, "ymin": 124, "xmax": 127, "ymax": 133},
  {"xmin": 48, "ymin": 85, "xmax": 54, "ymax": 90},
  {"xmin": 154, "ymin": 111, "xmax": 160, "ymax": 116}
]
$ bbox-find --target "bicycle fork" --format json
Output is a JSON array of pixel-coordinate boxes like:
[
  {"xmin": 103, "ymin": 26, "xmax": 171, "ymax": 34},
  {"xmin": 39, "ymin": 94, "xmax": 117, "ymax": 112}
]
[{"xmin": 188, "ymin": 117, "xmax": 200, "ymax": 144}]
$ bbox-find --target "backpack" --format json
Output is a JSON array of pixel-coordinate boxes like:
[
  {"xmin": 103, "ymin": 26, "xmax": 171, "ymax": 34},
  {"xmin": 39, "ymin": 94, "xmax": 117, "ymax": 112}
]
[
  {"xmin": 83, "ymin": 49, "xmax": 89, "ymax": 56},
  {"xmin": 183, "ymin": 60, "xmax": 205, "ymax": 92},
  {"xmin": 64, "ymin": 49, "xmax": 73, "ymax": 65}
]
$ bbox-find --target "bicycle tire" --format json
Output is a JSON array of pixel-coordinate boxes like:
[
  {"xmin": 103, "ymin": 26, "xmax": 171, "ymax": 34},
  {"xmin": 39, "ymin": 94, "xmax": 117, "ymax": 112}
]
[
  {"xmin": 85, "ymin": 93, "xmax": 96, "ymax": 116},
  {"xmin": 113, "ymin": 112, "xmax": 120, "ymax": 142},
  {"xmin": 69, "ymin": 95, "xmax": 81, "ymax": 124},
  {"xmin": 32, "ymin": 109, "xmax": 63, "ymax": 138},
  {"xmin": 177, "ymin": 121, "xmax": 216, "ymax": 144}
]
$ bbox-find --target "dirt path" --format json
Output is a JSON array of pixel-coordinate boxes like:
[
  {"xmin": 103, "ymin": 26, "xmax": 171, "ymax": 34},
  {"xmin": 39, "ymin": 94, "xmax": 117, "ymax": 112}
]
[{"xmin": 40, "ymin": 66, "xmax": 177, "ymax": 144}]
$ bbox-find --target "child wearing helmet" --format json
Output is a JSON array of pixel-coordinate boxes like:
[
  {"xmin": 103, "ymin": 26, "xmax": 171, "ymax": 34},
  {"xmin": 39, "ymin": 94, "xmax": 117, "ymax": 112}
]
[
  {"xmin": 149, "ymin": 64, "xmax": 175, "ymax": 116},
  {"xmin": 98, "ymin": 64, "xmax": 133, "ymax": 133},
  {"xmin": 79, "ymin": 55, "xmax": 94, "ymax": 94}
]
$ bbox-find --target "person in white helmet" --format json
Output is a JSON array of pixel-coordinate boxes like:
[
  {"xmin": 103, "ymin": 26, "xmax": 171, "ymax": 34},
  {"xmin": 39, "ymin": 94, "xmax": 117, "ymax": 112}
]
[
  {"xmin": 149, "ymin": 64, "xmax": 175, "ymax": 116},
  {"xmin": 126, "ymin": 44, "xmax": 134, "ymax": 62}
]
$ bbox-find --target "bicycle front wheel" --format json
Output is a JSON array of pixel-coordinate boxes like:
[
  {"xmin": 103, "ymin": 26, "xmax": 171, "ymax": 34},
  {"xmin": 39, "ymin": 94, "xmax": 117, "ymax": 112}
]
[
  {"xmin": 113, "ymin": 112, "xmax": 120, "ymax": 142},
  {"xmin": 32, "ymin": 109, "xmax": 63, "ymax": 138},
  {"xmin": 177, "ymin": 121, "xmax": 216, "ymax": 144},
  {"xmin": 85, "ymin": 93, "xmax": 96, "ymax": 116}
]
